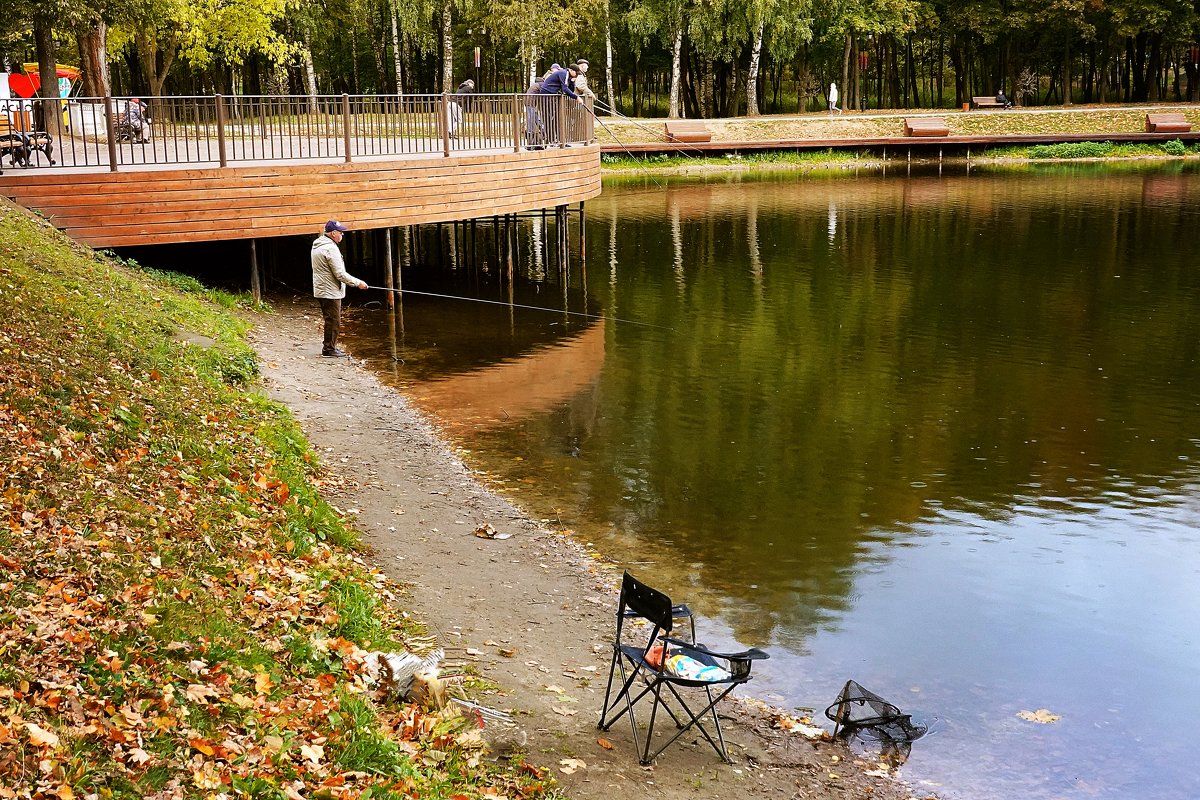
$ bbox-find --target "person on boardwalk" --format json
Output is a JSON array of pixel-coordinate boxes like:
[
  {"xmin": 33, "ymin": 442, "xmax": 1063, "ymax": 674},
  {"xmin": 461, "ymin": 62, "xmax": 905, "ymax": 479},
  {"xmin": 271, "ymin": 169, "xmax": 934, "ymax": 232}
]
[
  {"xmin": 573, "ymin": 59, "xmax": 596, "ymax": 101},
  {"xmin": 828, "ymin": 82, "xmax": 841, "ymax": 114},
  {"xmin": 571, "ymin": 60, "xmax": 596, "ymax": 139},
  {"xmin": 312, "ymin": 220, "xmax": 367, "ymax": 358},
  {"xmin": 448, "ymin": 78, "xmax": 474, "ymax": 138},
  {"xmin": 536, "ymin": 63, "xmax": 581, "ymax": 144},
  {"xmin": 524, "ymin": 75, "xmax": 546, "ymax": 148}
]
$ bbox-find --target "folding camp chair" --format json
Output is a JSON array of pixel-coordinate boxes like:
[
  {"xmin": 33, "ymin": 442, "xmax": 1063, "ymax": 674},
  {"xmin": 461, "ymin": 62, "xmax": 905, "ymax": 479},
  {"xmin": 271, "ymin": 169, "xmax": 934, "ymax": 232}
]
[{"xmin": 598, "ymin": 571, "xmax": 768, "ymax": 764}]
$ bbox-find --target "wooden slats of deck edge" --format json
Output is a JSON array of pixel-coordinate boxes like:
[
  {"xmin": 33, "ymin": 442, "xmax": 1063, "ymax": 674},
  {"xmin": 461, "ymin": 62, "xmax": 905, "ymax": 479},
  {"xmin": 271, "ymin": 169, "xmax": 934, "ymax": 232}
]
[{"xmin": 0, "ymin": 147, "xmax": 602, "ymax": 248}]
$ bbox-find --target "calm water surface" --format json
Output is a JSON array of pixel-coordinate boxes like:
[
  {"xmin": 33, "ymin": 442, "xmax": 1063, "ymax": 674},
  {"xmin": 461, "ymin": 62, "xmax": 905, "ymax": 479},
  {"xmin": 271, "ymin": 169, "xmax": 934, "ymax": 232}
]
[{"xmin": 344, "ymin": 163, "xmax": 1200, "ymax": 800}]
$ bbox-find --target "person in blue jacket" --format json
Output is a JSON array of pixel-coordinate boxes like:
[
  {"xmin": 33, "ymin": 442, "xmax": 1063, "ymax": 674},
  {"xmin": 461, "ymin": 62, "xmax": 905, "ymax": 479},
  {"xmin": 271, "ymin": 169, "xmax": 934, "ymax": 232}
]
[{"xmin": 536, "ymin": 63, "xmax": 582, "ymax": 144}]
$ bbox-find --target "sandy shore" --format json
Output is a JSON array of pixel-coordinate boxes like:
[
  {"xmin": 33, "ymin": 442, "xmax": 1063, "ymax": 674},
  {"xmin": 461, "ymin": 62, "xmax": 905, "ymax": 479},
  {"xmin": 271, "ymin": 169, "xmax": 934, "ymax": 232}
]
[{"xmin": 249, "ymin": 299, "xmax": 926, "ymax": 800}]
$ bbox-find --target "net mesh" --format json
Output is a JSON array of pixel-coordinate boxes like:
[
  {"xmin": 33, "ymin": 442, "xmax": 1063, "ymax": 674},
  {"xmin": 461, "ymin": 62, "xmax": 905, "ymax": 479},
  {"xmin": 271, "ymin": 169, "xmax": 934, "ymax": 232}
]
[{"xmin": 825, "ymin": 680, "xmax": 927, "ymax": 742}]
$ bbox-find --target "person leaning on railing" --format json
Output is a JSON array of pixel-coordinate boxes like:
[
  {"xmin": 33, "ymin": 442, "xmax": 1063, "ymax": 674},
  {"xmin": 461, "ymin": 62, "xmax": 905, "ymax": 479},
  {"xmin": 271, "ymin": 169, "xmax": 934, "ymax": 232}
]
[
  {"xmin": 535, "ymin": 64, "xmax": 582, "ymax": 144},
  {"xmin": 571, "ymin": 60, "xmax": 596, "ymax": 141}
]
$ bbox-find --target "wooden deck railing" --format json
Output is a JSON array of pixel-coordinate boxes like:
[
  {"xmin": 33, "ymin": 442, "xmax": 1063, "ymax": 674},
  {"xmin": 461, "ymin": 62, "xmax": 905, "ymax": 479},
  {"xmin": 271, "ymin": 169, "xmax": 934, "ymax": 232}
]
[{"xmin": 1, "ymin": 93, "xmax": 596, "ymax": 172}]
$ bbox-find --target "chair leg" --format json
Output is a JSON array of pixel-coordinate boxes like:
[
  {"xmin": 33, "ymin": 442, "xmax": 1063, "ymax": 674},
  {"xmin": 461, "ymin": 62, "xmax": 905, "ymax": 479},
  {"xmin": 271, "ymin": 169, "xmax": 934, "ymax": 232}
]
[
  {"xmin": 644, "ymin": 683, "xmax": 739, "ymax": 764},
  {"xmin": 599, "ymin": 654, "xmax": 649, "ymax": 760},
  {"xmin": 641, "ymin": 682, "xmax": 667, "ymax": 765}
]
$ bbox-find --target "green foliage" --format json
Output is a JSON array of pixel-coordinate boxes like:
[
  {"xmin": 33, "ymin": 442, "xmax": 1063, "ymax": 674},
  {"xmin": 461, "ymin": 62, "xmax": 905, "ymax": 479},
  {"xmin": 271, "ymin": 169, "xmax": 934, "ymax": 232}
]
[{"xmin": 1028, "ymin": 141, "xmax": 1115, "ymax": 159}]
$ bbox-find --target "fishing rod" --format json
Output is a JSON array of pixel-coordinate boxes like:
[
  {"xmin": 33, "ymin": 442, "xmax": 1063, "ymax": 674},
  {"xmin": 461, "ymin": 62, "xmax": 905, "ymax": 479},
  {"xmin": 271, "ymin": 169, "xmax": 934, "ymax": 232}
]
[
  {"xmin": 586, "ymin": 108, "xmax": 668, "ymax": 190},
  {"xmin": 364, "ymin": 285, "xmax": 670, "ymax": 330}
]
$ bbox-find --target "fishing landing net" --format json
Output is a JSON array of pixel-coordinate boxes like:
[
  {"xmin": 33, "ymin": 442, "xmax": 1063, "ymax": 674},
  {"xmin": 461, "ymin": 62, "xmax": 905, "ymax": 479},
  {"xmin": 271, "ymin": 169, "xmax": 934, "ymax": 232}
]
[{"xmin": 825, "ymin": 680, "xmax": 928, "ymax": 744}]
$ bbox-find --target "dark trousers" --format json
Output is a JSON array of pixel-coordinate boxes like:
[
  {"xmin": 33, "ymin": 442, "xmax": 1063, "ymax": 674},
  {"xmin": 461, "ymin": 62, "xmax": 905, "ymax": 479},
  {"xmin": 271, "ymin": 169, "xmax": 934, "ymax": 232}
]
[{"xmin": 318, "ymin": 297, "xmax": 341, "ymax": 354}]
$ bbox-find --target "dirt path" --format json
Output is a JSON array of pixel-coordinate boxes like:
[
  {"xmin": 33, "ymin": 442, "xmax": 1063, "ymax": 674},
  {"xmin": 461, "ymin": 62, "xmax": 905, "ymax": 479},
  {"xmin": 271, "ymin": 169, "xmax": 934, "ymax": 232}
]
[{"xmin": 248, "ymin": 300, "xmax": 924, "ymax": 800}]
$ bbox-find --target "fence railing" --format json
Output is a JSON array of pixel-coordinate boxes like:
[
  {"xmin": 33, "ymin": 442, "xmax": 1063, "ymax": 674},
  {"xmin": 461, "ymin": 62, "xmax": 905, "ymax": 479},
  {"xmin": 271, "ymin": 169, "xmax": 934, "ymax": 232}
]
[{"xmin": 0, "ymin": 93, "xmax": 596, "ymax": 172}]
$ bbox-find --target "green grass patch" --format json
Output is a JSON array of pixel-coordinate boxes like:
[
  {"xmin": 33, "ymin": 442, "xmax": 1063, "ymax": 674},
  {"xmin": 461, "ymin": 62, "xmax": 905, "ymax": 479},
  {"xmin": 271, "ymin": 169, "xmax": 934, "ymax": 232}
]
[{"xmin": 0, "ymin": 199, "xmax": 555, "ymax": 799}]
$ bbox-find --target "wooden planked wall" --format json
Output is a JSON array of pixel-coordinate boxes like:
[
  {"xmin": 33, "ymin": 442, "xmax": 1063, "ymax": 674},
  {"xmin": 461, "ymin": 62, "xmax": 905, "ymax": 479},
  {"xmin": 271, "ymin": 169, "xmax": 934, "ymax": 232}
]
[{"xmin": 0, "ymin": 147, "xmax": 602, "ymax": 248}]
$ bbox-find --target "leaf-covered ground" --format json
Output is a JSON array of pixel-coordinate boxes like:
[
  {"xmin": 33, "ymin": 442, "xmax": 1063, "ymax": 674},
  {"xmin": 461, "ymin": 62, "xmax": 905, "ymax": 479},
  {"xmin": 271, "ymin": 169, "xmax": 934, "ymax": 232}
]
[{"xmin": 0, "ymin": 199, "xmax": 559, "ymax": 800}]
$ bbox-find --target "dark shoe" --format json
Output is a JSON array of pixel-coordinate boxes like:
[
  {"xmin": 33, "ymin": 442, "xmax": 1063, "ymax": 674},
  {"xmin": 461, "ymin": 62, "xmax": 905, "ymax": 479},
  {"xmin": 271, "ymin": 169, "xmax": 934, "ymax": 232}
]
[{"xmin": 321, "ymin": 348, "xmax": 348, "ymax": 358}]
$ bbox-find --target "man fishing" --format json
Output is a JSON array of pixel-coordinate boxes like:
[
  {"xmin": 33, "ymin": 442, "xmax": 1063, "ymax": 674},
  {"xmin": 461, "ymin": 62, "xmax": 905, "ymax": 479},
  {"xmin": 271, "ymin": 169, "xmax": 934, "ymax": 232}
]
[
  {"xmin": 312, "ymin": 220, "xmax": 367, "ymax": 358},
  {"xmin": 536, "ymin": 63, "xmax": 583, "ymax": 144}
]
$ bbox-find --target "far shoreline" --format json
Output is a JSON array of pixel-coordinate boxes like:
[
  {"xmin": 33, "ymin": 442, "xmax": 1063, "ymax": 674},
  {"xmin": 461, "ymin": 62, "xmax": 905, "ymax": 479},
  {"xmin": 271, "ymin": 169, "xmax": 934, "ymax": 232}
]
[{"xmin": 599, "ymin": 149, "xmax": 1200, "ymax": 177}]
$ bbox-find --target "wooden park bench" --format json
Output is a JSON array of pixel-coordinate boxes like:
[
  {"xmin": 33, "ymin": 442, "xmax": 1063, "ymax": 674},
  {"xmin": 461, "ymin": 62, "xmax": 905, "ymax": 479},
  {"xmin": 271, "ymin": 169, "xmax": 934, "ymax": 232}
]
[
  {"xmin": 1145, "ymin": 113, "xmax": 1191, "ymax": 133},
  {"xmin": 971, "ymin": 96, "xmax": 1008, "ymax": 109},
  {"xmin": 664, "ymin": 120, "xmax": 712, "ymax": 143},
  {"xmin": 0, "ymin": 113, "xmax": 55, "ymax": 172},
  {"xmin": 904, "ymin": 117, "xmax": 949, "ymax": 137}
]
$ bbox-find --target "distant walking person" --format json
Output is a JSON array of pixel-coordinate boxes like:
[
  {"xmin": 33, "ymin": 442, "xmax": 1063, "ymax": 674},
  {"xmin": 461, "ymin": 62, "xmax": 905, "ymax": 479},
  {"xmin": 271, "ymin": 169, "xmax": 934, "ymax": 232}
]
[
  {"xmin": 312, "ymin": 220, "xmax": 367, "ymax": 358},
  {"xmin": 828, "ymin": 82, "xmax": 841, "ymax": 114}
]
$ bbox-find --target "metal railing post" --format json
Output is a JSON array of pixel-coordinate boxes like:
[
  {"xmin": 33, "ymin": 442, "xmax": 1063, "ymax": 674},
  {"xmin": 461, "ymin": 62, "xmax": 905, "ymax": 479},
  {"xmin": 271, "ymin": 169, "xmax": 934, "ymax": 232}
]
[
  {"xmin": 559, "ymin": 95, "xmax": 568, "ymax": 147},
  {"xmin": 441, "ymin": 93, "xmax": 451, "ymax": 157},
  {"xmin": 215, "ymin": 94, "xmax": 228, "ymax": 167},
  {"xmin": 513, "ymin": 94, "xmax": 521, "ymax": 152},
  {"xmin": 342, "ymin": 94, "xmax": 352, "ymax": 162},
  {"xmin": 103, "ymin": 96, "xmax": 118, "ymax": 172}
]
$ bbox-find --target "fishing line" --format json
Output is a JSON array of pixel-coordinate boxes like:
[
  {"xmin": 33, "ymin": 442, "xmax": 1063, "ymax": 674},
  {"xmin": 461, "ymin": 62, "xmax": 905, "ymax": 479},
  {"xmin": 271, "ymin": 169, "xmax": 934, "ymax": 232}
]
[
  {"xmin": 586, "ymin": 107, "xmax": 669, "ymax": 190},
  {"xmin": 592, "ymin": 99, "xmax": 713, "ymax": 159},
  {"xmin": 365, "ymin": 285, "xmax": 670, "ymax": 330}
]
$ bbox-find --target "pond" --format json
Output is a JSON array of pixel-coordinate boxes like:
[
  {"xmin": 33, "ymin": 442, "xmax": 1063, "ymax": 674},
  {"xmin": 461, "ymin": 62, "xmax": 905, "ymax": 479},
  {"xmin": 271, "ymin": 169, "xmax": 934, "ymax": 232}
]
[{"xmin": 343, "ymin": 162, "xmax": 1200, "ymax": 800}]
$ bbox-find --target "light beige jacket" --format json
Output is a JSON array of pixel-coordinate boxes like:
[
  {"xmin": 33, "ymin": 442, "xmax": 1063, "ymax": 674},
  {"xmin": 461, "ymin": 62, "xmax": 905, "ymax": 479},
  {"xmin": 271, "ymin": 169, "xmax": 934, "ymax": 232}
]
[{"xmin": 311, "ymin": 234, "xmax": 362, "ymax": 300}]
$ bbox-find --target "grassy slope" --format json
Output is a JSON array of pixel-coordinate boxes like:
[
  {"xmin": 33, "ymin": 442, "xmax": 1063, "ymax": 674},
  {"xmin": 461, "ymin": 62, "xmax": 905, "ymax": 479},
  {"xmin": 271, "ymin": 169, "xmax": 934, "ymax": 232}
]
[{"xmin": 0, "ymin": 200, "xmax": 556, "ymax": 800}]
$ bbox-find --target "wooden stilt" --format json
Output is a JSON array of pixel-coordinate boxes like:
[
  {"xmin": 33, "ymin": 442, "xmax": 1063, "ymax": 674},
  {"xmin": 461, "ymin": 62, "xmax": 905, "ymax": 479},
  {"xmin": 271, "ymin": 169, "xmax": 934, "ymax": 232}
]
[
  {"xmin": 384, "ymin": 228, "xmax": 395, "ymax": 309},
  {"xmin": 249, "ymin": 239, "xmax": 261, "ymax": 303}
]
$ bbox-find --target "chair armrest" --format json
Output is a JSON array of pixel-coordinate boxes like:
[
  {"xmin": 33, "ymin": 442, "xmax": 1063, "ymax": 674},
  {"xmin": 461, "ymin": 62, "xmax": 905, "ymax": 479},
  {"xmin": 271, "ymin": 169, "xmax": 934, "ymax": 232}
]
[{"xmin": 663, "ymin": 638, "xmax": 769, "ymax": 661}]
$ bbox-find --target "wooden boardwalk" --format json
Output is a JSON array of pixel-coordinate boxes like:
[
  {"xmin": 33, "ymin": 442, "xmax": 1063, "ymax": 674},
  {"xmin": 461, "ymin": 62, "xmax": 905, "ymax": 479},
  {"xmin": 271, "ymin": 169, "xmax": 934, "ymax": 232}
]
[
  {"xmin": 0, "ymin": 92, "xmax": 600, "ymax": 248},
  {"xmin": 0, "ymin": 146, "xmax": 601, "ymax": 248}
]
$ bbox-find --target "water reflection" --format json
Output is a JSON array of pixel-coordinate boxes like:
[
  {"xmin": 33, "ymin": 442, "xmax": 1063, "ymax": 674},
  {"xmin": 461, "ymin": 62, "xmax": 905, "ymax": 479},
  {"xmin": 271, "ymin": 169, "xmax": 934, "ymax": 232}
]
[{"xmin": 344, "ymin": 163, "xmax": 1200, "ymax": 800}]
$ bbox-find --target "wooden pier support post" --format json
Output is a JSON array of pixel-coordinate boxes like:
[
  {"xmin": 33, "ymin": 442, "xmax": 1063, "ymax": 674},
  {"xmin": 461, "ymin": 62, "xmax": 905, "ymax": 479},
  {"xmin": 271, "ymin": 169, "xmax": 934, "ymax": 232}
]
[
  {"xmin": 384, "ymin": 228, "xmax": 395, "ymax": 309},
  {"xmin": 249, "ymin": 239, "xmax": 261, "ymax": 303},
  {"xmin": 578, "ymin": 201, "xmax": 586, "ymax": 269}
]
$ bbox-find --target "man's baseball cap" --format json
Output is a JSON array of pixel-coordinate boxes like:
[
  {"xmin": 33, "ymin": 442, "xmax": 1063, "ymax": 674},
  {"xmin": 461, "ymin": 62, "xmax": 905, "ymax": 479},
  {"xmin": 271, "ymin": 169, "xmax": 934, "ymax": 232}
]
[{"xmin": 325, "ymin": 220, "xmax": 349, "ymax": 233}]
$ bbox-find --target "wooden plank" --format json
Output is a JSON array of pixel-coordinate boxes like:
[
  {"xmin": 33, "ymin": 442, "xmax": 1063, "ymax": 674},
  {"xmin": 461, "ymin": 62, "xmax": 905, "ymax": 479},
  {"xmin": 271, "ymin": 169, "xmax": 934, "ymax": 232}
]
[
  {"xmin": 9, "ymin": 160, "xmax": 600, "ymax": 208},
  {"xmin": 40, "ymin": 170, "xmax": 599, "ymax": 226},
  {"xmin": 10, "ymin": 148, "xmax": 601, "ymax": 246},
  {"xmin": 1, "ymin": 148, "xmax": 596, "ymax": 198}
]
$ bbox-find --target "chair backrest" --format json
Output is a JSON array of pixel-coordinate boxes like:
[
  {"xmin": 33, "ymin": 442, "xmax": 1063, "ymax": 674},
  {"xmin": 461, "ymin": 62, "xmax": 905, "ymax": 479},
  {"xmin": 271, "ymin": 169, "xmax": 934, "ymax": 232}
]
[{"xmin": 619, "ymin": 571, "xmax": 674, "ymax": 634}]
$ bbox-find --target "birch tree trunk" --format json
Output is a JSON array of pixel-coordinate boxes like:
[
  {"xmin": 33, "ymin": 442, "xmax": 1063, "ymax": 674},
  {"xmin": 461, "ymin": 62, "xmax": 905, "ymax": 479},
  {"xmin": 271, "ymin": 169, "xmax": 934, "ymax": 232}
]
[
  {"xmin": 441, "ymin": 0, "xmax": 454, "ymax": 93},
  {"xmin": 668, "ymin": 23, "xmax": 684, "ymax": 118},
  {"xmin": 390, "ymin": 3, "xmax": 403, "ymax": 93},
  {"xmin": 302, "ymin": 32, "xmax": 318, "ymax": 112},
  {"xmin": 605, "ymin": 7, "xmax": 616, "ymax": 113},
  {"xmin": 527, "ymin": 43, "xmax": 539, "ymax": 85},
  {"xmin": 746, "ymin": 20, "xmax": 764, "ymax": 116}
]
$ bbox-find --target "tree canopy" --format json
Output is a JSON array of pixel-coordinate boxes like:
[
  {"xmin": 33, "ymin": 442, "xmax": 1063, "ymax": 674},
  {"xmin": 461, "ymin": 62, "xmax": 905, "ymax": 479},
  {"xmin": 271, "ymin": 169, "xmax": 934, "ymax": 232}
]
[{"xmin": 2, "ymin": 0, "xmax": 1198, "ymax": 116}]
